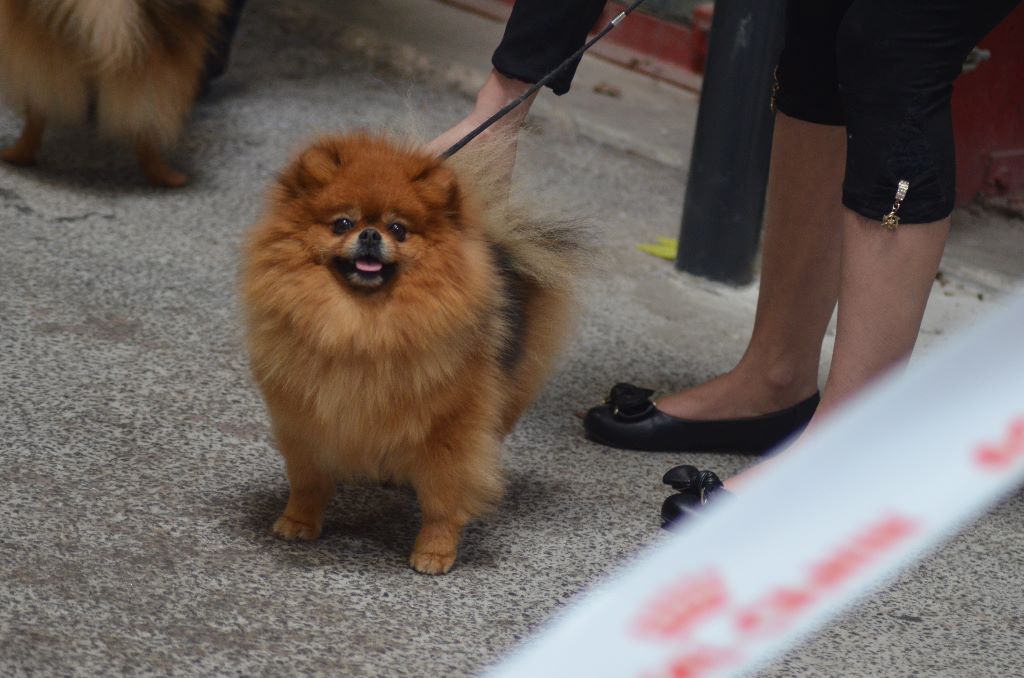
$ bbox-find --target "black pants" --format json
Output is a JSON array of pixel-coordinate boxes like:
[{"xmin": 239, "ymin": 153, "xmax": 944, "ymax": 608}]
[
  {"xmin": 777, "ymin": 0, "xmax": 1021, "ymax": 223},
  {"xmin": 491, "ymin": 0, "xmax": 606, "ymax": 95},
  {"xmin": 493, "ymin": 0, "xmax": 1019, "ymax": 224}
]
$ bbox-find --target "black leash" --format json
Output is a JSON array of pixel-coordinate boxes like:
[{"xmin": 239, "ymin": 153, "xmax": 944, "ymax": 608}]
[{"xmin": 440, "ymin": 0, "xmax": 650, "ymax": 159}]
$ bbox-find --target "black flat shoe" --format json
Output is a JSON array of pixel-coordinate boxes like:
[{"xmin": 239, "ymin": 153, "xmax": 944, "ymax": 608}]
[
  {"xmin": 584, "ymin": 383, "xmax": 819, "ymax": 454},
  {"xmin": 660, "ymin": 465, "xmax": 730, "ymax": 528}
]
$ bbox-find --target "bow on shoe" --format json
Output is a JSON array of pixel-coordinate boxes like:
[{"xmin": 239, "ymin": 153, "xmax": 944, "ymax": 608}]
[
  {"xmin": 606, "ymin": 382, "xmax": 656, "ymax": 420},
  {"xmin": 662, "ymin": 465, "xmax": 726, "ymax": 503},
  {"xmin": 660, "ymin": 465, "xmax": 730, "ymax": 528}
]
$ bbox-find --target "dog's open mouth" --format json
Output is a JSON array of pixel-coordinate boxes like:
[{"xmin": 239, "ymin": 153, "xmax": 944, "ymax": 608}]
[{"xmin": 330, "ymin": 254, "xmax": 397, "ymax": 290}]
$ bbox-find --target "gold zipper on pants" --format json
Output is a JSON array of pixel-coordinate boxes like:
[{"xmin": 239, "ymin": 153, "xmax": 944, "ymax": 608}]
[{"xmin": 882, "ymin": 180, "xmax": 910, "ymax": 231}]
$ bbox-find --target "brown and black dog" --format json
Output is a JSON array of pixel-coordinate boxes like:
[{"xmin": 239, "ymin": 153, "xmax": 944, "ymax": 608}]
[{"xmin": 242, "ymin": 133, "xmax": 584, "ymax": 573}]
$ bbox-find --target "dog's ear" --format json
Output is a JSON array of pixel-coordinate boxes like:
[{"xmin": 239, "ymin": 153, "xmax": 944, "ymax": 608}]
[
  {"xmin": 412, "ymin": 162, "xmax": 462, "ymax": 222},
  {"xmin": 277, "ymin": 139, "xmax": 343, "ymax": 199}
]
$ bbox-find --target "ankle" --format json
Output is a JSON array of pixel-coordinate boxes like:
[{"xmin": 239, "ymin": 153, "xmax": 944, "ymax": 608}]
[{"xmin": 733, "ymin": 356, "xmax": 819, "ymax": 402}]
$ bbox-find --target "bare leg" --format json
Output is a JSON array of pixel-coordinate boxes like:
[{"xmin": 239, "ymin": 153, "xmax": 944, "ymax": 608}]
[
  {"xmin": 657, "ymin": 113, "xmax": 846, "ymax": 419},
  {"xmin": 2, "ymin": 109, "xmax": 46, "ymax": 166},
  {"xmin": 135, "ymin": 139, "xmax": 188, "ymax": 188},
  {"xmin": 726, "ymin": 211, "xmax": 950, "ymax": 491},
  {"xmin": 272, "ymin": 434, "xmax": 335, "ymax": 541},
  {"xmin": 819, "ymin": 209, "xmax": 950, "ymax": 413}
]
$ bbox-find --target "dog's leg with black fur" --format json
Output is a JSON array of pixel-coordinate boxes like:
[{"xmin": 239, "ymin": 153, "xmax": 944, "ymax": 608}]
[
  {"xmin": 498, "ymin": 285, "xmax": 573, "ymax": 436},
  {"xmin": 272, "ymin": 430, "xmax": 336, "ymax": 541},
  {"xmin": 409, "ymin": 427, "xmax": 502, "ymax": 575},
  {"xmin": 2, "ymin": 108, "xmax": 46, "ymax": 166},
  {"xmin": 135, "ymin": 139, "xmax": 188, "ymax": 188}
]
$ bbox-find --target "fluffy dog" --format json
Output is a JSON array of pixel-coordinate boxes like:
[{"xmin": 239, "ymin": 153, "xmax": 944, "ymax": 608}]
[
  {"xmin": 241, "ymin": 133, "xmax": 583, "ymax": 574},
  {"xmin": 0, "ymin": 0, "xmax": 226, "ymax": 186}
]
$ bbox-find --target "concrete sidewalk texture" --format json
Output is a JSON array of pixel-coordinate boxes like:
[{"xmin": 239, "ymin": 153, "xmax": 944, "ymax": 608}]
[{"xmin": 1, "ymin": 1, "xmax": 1021, "ymax": 676}]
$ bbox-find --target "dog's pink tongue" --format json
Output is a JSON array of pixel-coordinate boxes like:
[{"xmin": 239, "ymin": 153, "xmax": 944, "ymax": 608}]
[{"xmin": 355, "ymin": 259, "xmax": 383, "ymax": 273}]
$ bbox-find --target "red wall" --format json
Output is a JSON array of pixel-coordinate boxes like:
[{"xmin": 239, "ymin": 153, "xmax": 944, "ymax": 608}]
[{"xmin": 951, "ymin": 3, "xmax": 1024, "ymax": 202}]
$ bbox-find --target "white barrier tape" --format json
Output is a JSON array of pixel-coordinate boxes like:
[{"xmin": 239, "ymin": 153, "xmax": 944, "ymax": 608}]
[{"xmin": 488, "ymin": 289, "xmax": 1024, "ymax": 678}]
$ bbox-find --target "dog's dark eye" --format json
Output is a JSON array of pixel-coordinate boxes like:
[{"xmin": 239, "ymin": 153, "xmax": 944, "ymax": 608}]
[
  {"xmin": 332, "ymin": 218, "xmax": 355, "ymax": 235},
  {"xmin": 388, "ymin": 222, "xmax": 407, "ymax": 242}
]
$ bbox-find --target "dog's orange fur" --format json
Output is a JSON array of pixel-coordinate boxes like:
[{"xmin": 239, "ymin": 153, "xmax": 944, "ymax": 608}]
[
  {"xmin": 0, "ymin": 0, "xmax": 226, "ymax": 186},
  {"xmin": 241, "ymin": 134, "xmax": 582, "ymax": 574}
]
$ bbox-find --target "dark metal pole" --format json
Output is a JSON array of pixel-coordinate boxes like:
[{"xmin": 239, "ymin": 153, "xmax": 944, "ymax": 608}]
[{"xmin": 676, "ymin": 0, "xmax": 787, "ymax": 285}]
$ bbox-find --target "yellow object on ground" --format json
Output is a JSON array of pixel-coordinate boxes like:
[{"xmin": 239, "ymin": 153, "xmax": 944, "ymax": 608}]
[{"xmin": 636, "ymin": 236, "xmax": 678, "ymax": 261}]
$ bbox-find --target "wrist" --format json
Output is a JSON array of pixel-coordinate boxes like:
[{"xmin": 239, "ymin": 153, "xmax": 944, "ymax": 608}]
[{"xmin": 473, "ymin": 69, "xmax": 535, "ymax": 119}]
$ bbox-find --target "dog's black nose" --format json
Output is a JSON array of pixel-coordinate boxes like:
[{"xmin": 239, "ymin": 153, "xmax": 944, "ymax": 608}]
[{"xmin": 358, "ymin": 228, "xmax": 382, "ymax": 243}]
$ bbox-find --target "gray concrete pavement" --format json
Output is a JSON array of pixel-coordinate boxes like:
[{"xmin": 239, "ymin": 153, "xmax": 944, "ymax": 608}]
[{"xmin": 1, "ymin": 1, "xmax": 1021, "ymax": 676}]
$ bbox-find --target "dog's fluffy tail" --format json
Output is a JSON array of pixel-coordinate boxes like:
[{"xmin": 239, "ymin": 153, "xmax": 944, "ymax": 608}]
[
  {"xmin": 486, "ymin": 210, "xmax": 589, "ymax": 295},
  {"xmin": 12, "ymin": 0, "xmax": 147, "ymax": 70},
  {"xmin": 445, "ymin": 135, "xmax": 590, "ymax": 293},
  {"xmin": 4, "ymin": 0, "xmax": 223, "ymax": 71}
]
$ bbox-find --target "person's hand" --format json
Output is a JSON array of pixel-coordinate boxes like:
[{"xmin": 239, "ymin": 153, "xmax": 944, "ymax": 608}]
[{"xmin": 425, "ymin": 69, "xmax": 538, "ymax": 157}]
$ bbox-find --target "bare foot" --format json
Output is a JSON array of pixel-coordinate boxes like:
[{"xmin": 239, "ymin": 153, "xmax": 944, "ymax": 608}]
[{"xmin": 655, "ymin": 365, "xmax": 818, "ymax": 421}]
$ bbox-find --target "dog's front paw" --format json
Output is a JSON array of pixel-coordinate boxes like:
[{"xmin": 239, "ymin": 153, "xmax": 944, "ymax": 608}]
[
  {"xmin": 272, "ymin": 515, "xmax": 321, "ymax": 541},
  {"xmin": 144, "ymin": 166, "xmax": 188, "ymax": 189},
  {"xmin": 409, "ymin": 550, "xmax": 457, "ymax": 575}
]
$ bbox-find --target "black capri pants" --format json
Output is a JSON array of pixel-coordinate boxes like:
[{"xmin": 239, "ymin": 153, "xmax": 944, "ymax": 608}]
[
  {"xmin": 493, "ymin": 0, "xmax": 1019, "ymax": 226},
  {"xmin": 777, "ymin": 0, "xmax": 1021, "ymax": 224}
]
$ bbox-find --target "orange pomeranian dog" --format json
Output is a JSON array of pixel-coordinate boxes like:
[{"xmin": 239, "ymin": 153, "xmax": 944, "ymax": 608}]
[
  {"xmin": 0, "ymin": 0, "xmax": 226, "ymax": 186},
  {"xmin": 241, "ymin": 133, "xmax": 584, "ymax": 574}
]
